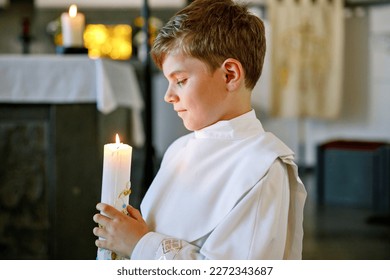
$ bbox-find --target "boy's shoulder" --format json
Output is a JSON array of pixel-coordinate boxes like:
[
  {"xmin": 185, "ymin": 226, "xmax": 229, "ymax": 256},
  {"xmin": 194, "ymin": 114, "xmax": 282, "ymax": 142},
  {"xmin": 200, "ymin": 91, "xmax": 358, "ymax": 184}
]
[
  {"xmin": 165, "ymin": 130, "xmax": 293, "ymax": 160},
  {"xmin": 170, "ymin": 132, "xmax": 194, "ymax": 149},
  {"xmin": 160, "ymin": 132, "xmax": 194, "ymax": 164}
]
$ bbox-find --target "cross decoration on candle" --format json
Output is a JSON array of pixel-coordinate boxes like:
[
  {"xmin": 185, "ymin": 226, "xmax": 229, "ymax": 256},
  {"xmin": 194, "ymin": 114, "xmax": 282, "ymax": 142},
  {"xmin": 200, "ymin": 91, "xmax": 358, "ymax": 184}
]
[
  {"xmin": 97, "ymin": 133, "xmax": 132, "ymax": 260},
  {"xmin": 61, "ymin": 4, "xmax": 85, "ymax": 47}
]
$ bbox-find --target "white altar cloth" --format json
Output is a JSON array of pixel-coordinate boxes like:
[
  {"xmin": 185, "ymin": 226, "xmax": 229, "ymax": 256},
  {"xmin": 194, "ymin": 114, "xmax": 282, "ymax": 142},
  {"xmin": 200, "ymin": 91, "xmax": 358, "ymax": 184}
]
[{"xmin": 0, "ymin": 55, "xmax": 144, "ymax": 146}]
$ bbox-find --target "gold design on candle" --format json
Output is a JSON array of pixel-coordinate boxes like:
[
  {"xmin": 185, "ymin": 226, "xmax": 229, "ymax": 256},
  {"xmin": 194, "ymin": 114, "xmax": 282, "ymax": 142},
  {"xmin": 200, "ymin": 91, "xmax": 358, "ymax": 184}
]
[
  {"xmin": 116, "ymin": 181, "xmax": 131, "ymax": 215},
  {"xmin": 118, "ymin": 182, "xmax": 132, "ymax": 198}
]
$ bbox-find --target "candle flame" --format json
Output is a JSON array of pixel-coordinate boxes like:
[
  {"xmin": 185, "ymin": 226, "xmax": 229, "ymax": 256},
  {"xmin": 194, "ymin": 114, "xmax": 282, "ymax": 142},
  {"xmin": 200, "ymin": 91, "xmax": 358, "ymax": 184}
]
[
  {"xmin": 115, "ymin": 134, "xmax": 120, "ymax": 145},
  {"xmin": 69, "ymin": 4, "xmax": 78, "ymax": 18}
]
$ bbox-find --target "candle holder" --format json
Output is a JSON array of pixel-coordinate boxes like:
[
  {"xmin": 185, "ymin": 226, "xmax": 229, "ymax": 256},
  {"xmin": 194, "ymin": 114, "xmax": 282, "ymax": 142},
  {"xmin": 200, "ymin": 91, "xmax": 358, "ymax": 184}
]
[{"xmin": 56, "ymin": 46, "xmax": 88, "ymax": 55}]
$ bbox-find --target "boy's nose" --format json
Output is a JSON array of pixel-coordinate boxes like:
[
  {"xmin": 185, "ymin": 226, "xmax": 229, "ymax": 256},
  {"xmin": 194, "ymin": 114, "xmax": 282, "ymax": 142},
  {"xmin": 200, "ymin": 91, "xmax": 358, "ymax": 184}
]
[{"xmin": 164, "ymin": 87, "xmax": 179, "ymax": 104}]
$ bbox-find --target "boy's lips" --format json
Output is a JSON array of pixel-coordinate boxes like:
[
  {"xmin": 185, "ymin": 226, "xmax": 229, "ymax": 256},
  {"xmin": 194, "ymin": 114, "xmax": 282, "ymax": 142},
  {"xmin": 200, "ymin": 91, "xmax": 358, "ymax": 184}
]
[{"xmin": 175, "ymin": 109, "xmax": 187, "ymax": 117}]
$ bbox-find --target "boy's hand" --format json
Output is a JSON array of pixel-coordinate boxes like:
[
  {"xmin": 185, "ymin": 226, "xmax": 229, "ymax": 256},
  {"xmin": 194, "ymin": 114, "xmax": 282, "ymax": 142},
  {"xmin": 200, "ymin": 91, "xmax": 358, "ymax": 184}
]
[{"xmin": 93, "ymin": 203, "xmax": 149, "ymax": 258}]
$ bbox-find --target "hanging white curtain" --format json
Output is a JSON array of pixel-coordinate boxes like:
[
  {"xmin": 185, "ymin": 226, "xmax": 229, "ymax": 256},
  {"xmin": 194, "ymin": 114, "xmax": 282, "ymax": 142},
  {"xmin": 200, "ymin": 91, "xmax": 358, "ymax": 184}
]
[{"xmin": 268, "ymin": 0, "xmax": 344, "ymax": 119}]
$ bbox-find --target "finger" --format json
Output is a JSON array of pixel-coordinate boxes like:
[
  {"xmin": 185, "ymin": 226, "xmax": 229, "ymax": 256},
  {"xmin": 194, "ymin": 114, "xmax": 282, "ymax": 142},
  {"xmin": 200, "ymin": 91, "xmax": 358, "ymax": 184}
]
[
  {"xmin": 93, "ymin": 213, "xmax": 112, "ymax": 228},
  {"xmin": 96, "ymin": 203, "xmax": 119, "ymax": 218},
  {"xmin": 126, "ymin": 205, "xmax": 143, "ymax": 221},
  {"xmin": 93, "ymin": 226, "xmax": 107, "ymax": 239},
  {"xmin": 95, "ymin": 238, "xmax": 109, "ymax": 250}
]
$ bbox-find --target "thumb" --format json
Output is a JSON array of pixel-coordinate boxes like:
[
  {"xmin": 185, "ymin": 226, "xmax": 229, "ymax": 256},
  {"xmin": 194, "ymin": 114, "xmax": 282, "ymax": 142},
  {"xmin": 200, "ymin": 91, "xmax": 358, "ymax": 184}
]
[{"xmin": 126, "ymin": 205, "xmax": 143, "ymax": 221}]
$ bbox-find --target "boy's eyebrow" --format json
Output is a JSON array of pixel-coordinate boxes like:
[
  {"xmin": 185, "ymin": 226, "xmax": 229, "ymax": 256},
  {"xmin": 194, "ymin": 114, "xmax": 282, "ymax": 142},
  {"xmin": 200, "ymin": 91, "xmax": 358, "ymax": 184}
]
[{"xmin": 166, "ymin": 69, "xmax": 186, "ymax": 78}]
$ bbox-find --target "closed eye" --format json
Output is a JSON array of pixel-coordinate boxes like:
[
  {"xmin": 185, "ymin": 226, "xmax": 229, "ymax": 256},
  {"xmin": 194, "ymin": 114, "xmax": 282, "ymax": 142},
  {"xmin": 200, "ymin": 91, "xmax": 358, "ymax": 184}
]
[{"xmin": 177, "ymin": 78, "xmax": 187, "ymax": 87}]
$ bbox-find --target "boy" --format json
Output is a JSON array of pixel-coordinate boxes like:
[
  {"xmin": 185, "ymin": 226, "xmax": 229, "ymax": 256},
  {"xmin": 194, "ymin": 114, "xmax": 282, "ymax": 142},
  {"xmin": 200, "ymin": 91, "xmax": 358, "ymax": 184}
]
[{"xmin": 93, "ymin": 0, "xmax": 307, "ymax": 260}]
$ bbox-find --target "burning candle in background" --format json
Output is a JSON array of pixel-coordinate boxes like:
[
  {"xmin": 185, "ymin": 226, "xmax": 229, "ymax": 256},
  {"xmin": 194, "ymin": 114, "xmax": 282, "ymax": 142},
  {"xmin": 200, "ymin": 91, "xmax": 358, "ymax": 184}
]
[
  {"xmin": 97, "ymin": 133, "xmax": 132, "ymax": 260},
  {"xmin": 61, "ymin": 4, "xmax": 85, "ymax": 47}
]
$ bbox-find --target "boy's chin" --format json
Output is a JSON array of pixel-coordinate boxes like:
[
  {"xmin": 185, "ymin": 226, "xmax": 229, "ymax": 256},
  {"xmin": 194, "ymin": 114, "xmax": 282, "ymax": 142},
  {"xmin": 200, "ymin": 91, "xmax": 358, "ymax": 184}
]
[
  {"xmin": 182, "ymin": 120, "xmax": 200, "ymax": 132},
  {"xmin": 182, "ymin": 122, "xmax": 195, "ymax": 132},
  {"xmin": 181, "ymin": 115, "xmax": 217, "ymax": 131},
  {"xmin": 183, "ymin": 122, "xmax": 210, "ymax": 132}
]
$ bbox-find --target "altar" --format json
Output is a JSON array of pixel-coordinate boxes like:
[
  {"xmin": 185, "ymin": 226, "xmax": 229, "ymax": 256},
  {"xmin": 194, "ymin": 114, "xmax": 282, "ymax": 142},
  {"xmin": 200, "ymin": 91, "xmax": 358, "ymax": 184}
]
[{"xmin": 0, "ymin": 55, "xmax": 144, "ymax": 259}]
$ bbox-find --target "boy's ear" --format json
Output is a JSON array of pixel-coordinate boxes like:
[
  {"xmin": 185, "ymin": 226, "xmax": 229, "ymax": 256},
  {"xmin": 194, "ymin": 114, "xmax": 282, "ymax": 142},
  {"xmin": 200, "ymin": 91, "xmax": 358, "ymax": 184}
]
[{"xmin": 222, "ymin": 58, "xmax": 243, "ymax": 91}]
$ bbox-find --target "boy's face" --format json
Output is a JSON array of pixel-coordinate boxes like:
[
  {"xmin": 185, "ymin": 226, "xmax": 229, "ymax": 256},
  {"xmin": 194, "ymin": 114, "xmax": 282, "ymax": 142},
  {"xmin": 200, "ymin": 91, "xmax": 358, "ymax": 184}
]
[{"xmin": 162, "ymin": 52, "xmax": 231, "ymax": 131}]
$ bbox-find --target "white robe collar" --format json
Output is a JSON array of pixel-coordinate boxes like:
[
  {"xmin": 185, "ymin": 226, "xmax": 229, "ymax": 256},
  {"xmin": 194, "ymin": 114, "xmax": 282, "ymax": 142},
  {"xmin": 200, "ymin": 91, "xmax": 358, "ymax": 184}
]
[{"xmin": 194, "ymin": 110, "xmax": 263, "ymax": 140}]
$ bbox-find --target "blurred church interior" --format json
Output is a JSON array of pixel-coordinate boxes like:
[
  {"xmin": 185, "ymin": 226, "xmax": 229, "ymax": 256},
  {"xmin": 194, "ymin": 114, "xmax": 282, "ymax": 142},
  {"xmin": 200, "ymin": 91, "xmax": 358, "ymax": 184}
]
[{"xmin": 0, "ymin": 0, "xmax": 389, "ymax": 260}]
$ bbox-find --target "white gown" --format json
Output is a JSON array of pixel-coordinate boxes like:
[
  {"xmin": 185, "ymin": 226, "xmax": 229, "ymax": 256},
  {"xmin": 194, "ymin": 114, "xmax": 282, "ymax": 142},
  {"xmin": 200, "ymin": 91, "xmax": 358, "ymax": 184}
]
[{"xmin": 131, "ymin": 110, "xmax": 307, "ymax": 260}]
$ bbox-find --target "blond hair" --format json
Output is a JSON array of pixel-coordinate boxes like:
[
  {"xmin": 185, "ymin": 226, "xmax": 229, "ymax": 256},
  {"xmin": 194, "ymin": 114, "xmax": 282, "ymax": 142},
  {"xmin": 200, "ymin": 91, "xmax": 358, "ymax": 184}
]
[{"xmin": 151, "ymin": 0, "xmax": 266, "ymax": 90}]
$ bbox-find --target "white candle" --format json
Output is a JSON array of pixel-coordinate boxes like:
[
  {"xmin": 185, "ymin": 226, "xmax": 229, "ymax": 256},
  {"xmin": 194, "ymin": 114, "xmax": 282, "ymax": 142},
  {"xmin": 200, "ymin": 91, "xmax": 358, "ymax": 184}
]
[
  {"xmin": 97, "ymin": 133, "xmax": 132, "ymax": 260},
  {"xmin": 61, "ymin": 4, "xmax": 85, "ymax": 47}
]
